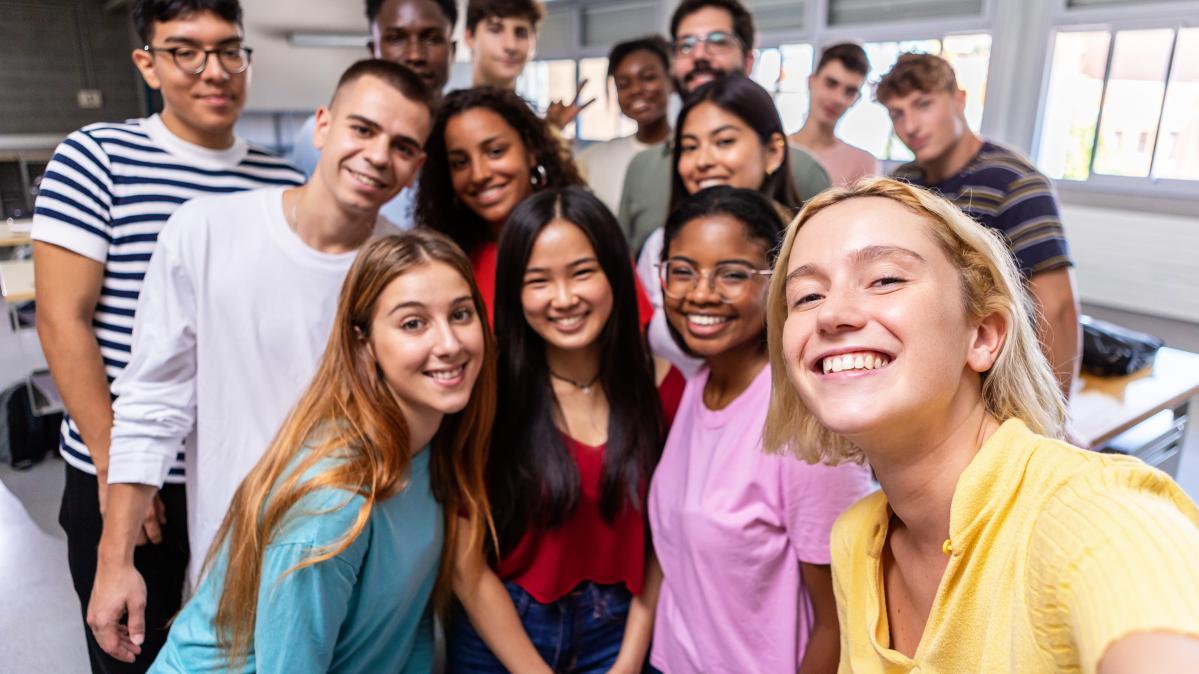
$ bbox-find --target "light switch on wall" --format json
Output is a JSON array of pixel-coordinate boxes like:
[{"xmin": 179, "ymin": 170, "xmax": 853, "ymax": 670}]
[{"xmin": 77, "ymin": 89, "xmax": 103, "ymax": 109}]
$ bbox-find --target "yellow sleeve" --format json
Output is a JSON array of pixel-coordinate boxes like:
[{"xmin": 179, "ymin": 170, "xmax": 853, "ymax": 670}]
[{"xmin": 1026, "ymin": 477, "xmax": 1199, "ymax": 673}]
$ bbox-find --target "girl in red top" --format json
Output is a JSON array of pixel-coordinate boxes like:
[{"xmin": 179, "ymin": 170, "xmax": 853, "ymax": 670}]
[
  {"xmin": 415, "ymin": 87, "xmax": 652, "ymax": 327},
  {"xmin": 414, "ymin": 87, "xmax": 584, "ymax": 324},
  {"xmin": 448, "ymin": 186, "xmax": 683, "ymax": 674}
]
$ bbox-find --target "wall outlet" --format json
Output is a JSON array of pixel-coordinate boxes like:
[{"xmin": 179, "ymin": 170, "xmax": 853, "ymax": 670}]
[{"xmin": 77, "ymin": 89, "xmax": 103, "ymax": 109}]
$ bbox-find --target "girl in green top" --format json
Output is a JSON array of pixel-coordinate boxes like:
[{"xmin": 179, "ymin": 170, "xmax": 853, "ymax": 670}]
[{"xmin": 151, "ymin": 230, "xmax": 498, "ymax": 673}]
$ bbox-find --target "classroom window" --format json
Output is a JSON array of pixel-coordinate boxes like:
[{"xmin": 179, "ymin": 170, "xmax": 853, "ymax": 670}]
[
  {"xmin": 517, "ymin": 57, "xmax": 633, "ymax": 143},
  {"xmin": 753, "ymin": 34, "xmax": 991, "ymax": 162},
  {"xmin": 1037, "ymin": 26, "xmax": 1199, "ymax": 183}
]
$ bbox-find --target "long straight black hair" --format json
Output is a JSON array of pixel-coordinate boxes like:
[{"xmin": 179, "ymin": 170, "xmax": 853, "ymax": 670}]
[{"xmin": 489, "ymin": 186, "xmax": 663, "ymax": 552}]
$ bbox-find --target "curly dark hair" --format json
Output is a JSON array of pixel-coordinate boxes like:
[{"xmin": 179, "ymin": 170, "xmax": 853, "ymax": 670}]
[{"xmin": 415, "ymin": 87, "xmax": 583, "ymax": 256}]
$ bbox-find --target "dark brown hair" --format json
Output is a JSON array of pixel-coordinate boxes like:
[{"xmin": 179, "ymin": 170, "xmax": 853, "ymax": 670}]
[
  {"xmin": 415, "ymin": 87, "xmax": 583, "ymax": 256},
  {"xmin": 669, "ymin": 0, "xmax": 754, "ymax": 51},
  {"xmin": 465, "ymin": 0, "xmax": 545, "ymax": 31},
  {"xmin": 817, "ymin": 42, "xmax": 869, "ymax": 77},
  {"xmin": 329, "ymin": 58, "xmax": 436, "ymax": 117}
]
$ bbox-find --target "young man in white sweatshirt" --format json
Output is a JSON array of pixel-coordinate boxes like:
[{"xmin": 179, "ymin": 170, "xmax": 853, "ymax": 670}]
[{"xmin": 86, "ymin": 58, "xmax": 435, "ymax": 664}]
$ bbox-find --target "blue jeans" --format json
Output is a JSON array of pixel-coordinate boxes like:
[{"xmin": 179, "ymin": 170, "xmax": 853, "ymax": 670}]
[{"xmin": 446, "ymin": 580, "xmax": 630, "ymax": 673}]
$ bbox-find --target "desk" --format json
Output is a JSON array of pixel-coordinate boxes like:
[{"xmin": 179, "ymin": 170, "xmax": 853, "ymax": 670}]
[
  {"xmin": 0, "ymin": 219, "xmax": 33, "ymax": 248},
  {"xmin": 0, "ymin": 259, "xmax": 34, "ymax": 303},
  {"xmin": 1072, "ymin": 347, "xmax": 1199, "ymax": 475}
]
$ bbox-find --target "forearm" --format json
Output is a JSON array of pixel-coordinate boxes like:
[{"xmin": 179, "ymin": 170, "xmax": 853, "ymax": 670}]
[
  {"xmin": 1029, "ymin": 268, "xmax": 1081, "ymax": 401},
  {"xmin": 613, "ymin": 554, "xmax": 662, "ymax": 673},
  {"xmin": 453, "ymin": 568, "xmax": 551, "ymax": 674},
  {"xmin": 97, "ymin": 484, "xmax": 158, "ymax": 566},
  {"xmin": 798, "ymin": 623, "xmax": 840, "ymax": 674},
  {"xmin": 1044, "ymin": 298, "xmax": 1081, "ymax": 401},
  {"xmin": 36, "ymin": 316, "xmax": 114, "ymax": 467}
]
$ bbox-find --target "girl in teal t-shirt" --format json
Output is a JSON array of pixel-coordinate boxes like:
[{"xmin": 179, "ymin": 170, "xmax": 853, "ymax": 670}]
[{"xmin": 151, "ymin": 231, "xmax": 498, "ymax": 673}]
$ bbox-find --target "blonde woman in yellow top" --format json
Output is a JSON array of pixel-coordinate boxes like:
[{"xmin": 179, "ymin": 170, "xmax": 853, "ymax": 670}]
[{"xmin": 762, "ymin": 177, "xmax": 1199, "ymax": 673}]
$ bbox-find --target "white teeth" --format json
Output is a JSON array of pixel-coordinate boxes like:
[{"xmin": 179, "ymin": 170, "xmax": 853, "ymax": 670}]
[
  {"xmin": 697, "ymin": 179, "xmax": 726, "ymax": 189},
  {"xmin": 687, "ymin": 314, "xmax": 730, "ymax": 326},
  {"xmin": 821, "ymin": 351, "xmax": 889, "ymax": 374},
  {"xmin": 427, "ymin": 366, "xmax": 463, "ymax": 381},
  {"xmin": 350, "ymin": 170, "xmax": 384, "ymax": 188},
  {"xmin": 552, "ymin": 315, "xmax": 585, "ymax": 327}
]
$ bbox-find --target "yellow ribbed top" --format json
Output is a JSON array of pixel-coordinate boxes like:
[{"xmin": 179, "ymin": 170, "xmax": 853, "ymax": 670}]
[{"xmin": 832, "ymin": 419, "xmax": 1199, "ymax": 673}]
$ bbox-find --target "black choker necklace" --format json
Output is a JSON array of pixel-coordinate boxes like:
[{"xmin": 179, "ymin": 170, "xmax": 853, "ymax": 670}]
[{"xmin": 549, "ymin": 370, "xmax": 600, "ymax": 393}]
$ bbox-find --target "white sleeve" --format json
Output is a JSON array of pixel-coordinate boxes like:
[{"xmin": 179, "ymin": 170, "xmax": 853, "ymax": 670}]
[
  {"xmin": 635, "ymin": 228, "xmax": 665, "ymax": 311},
  {"xmin": 107, "ymin": 206, "xmax": 201, "ymax": 487}
]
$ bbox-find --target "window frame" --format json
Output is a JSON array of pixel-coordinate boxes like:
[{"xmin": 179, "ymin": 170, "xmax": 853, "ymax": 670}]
[
  {"xmin": 753, "ymin": 0, "xmax": 998, "ymax": 168},
  {"xmin": 1034, "ymin": 1, "xmax": 1199, "ymax": 204}
]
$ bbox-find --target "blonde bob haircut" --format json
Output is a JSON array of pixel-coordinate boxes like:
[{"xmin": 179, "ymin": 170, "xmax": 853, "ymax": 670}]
[{"xmin": 762, "ymin": 177, "xmax": 1067, "ymax": 465}]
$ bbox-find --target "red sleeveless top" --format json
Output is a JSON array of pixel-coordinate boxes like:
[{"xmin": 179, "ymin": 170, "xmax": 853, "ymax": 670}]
[{"xmin": 495, "ymin": 367, "xmax": 685, "ymax": 603}]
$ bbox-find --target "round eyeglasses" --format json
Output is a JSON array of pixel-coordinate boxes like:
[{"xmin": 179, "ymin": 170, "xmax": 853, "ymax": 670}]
[
  {"xmin": 673, "ymin": 31, "xmax": 742, "ymax": 57},
  {"xmin": 143, "ymin": 45, "xmax": 253, "ymax": 75},
  {"xmin": 656, "ymin": 259, "xmax": 772, "ymax": 303}
]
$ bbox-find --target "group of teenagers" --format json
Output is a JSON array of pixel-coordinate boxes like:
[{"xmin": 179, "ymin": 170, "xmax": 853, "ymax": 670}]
[{"xmin": 27, "ymin": 0, "xmax": 1199, "ymax": 672}]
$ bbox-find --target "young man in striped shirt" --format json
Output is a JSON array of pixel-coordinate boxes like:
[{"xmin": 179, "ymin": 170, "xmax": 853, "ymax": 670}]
[
  {"xmin": 880, "ymin": 52, "xmax": 1082, "ymax": 401},
  {"xmin": 88, "ymin": 59, "xmax": 434, "ymax": 665},
  {"xmin": 32, "ymin": 1, "xmax": 302, "ymax": 671}
]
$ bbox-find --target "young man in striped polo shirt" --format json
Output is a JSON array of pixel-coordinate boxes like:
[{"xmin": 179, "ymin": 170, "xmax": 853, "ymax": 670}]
[
  {"xmin": 32, "ymin": 1, "xmax": 301, "ymax": 671},
  {"xmin": 880, "ymin": 52, "xmax": 1082, "ymax": 401},
  {"xmin": 88, "ymin": 59, "xmax": 434, "ymax": 665}
]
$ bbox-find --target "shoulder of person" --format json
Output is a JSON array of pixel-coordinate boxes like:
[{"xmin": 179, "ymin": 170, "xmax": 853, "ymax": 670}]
[
  {"xmin": 889, "ymin": 160, "xmax": 923, "ymax": 182},
  {"xmin": 788, "ymin": 144, "xmax": 831, "ymax": 189},
  {"xmin": 829, "ymin": 489, "xmax": 886, "ymax": 553},
  {"xmin": 54, "ymin": 119, "xmax": 150, "ymax": 165},
  {"xmin": 272, "ymin": 475, "xmax": 370, "ymax": 550},
  {"xmin": 970, "ymin": 141, "xmax": 1051, "ymax": 186}
]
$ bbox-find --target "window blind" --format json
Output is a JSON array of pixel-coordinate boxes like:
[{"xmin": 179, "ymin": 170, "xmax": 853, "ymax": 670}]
[
  {"xmin": 827, "ymin": 0, "xmax": 984, "ymax": 25},
  {"xmin": 582, "ymin": 2, "xmax": 657, "ymax": 47},
  {"xmin": 743, "ymin": 0, "xmax": 806, "ymax": 32}
]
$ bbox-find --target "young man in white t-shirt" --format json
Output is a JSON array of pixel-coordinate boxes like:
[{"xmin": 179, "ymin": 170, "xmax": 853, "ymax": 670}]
[
  {"xmin": 788, "ymin": 42, "xmax": 881, "ymax": 187},
  {"xmin": 32, "ymin": 1, "xmax": 302, "ymax": 671},
  {"xmin": 86, "ymin": 59, "xmax": 434, "ymax": 664}
]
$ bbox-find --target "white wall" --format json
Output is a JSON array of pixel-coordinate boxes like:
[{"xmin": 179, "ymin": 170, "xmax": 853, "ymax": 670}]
[{"xmin": 1062, "ymin": 205, "xmax": 1199, "ymax": 324}]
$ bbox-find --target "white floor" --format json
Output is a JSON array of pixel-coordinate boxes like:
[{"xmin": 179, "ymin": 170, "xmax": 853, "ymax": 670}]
[
  {"xmin": 1, "ymin": 297, "xmax": 1198, "ymax": 674},
  {"xmin": 0, "ymin": 458, "xmax": 90, "ymax": 674}
]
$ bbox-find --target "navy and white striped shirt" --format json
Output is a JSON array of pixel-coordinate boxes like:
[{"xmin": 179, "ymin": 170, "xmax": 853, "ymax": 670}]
[
  {"xmin": 892, "ymin": 141, "xmax": 1072, "ymax": 279},
  {"xmin": 32, "ymin": 115, "xmax": 304, "ymax": 481}
]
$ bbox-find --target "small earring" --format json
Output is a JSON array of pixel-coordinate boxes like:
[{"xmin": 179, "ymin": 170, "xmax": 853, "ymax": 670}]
[{"xmin": 530, "ymin": 164, "xmax": 548, "ymax": 189}]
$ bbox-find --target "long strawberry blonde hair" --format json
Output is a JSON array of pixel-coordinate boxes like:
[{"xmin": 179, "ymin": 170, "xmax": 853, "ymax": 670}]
[{"xmin": 204, "ymin": 230, "xmax": 497, "ymax": 667}]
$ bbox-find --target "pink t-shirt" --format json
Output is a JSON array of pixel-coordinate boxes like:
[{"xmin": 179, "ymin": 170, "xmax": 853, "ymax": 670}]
[
  {"xmin": 648, "ymin": 364, "xmax": 872, "ymax": 673},
  {"xmin": 802, "ymin": 140, "xmax": 881, "ymax": 188}
]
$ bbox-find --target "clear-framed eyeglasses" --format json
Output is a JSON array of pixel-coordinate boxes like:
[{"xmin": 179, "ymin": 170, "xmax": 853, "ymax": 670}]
[
  {"xmin": 673, "ymin": 31, "xmax": 742, "ymax": 57},
  {"xmin": 656, "ymin": 259, "xmax": 772, "ymax": 303},
  {"xmin": 142, "ymin": 45, "xmax": 253, "ymax": 75}
]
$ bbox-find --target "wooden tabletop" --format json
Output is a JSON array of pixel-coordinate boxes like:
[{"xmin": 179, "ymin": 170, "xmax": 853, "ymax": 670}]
[
  {"xmin": 0, "ymin": 259, "xmax": 34, "ymax": 303},
  {"xmin": 1072, "ymin": 347, "xmax": 1199, "ymax": 449},
  {"xmin": 0, "ymin": 219, "xmax": 33, "ymax": 248}
]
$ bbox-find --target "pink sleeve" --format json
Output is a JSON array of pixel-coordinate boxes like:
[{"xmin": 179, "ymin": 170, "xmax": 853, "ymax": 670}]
[{"xmin": 780, "ymin": 458, "xmax": 873, "ymax": 565}]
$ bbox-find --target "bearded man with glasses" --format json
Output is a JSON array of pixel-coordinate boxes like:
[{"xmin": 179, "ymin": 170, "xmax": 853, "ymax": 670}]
[
  {"xmin": 31, "ymin": 2, "xmax": 303, "ymax": 672},
  {"xmin": 617, "ymin": 0, "xmax": 830, "ymax": 259}
]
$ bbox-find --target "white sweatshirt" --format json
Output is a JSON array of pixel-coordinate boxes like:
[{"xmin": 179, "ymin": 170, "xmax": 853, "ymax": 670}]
[{"xmin": 108, "ymin": 187, "xmax": 384, "ymax": 577}]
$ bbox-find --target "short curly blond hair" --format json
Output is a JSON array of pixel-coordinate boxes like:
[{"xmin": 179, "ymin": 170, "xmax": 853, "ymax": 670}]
[{"xmin": 762, "ymin": 177, "xmax": 1066, "ymax": 465}]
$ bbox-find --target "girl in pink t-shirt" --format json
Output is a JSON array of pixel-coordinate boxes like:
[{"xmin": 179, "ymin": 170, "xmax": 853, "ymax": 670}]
[{"xmin": 647, "ymin": 186, "xmax": 872, "ymax": 673}]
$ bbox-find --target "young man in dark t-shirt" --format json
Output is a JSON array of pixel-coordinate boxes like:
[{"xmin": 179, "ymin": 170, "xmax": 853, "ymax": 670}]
[{"xmin": 879, "ymin": 52, "xmax": 1081, "ymax": 401}]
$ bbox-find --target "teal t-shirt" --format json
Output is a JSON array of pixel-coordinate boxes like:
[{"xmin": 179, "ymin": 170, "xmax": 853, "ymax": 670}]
[{"xmin": 151, "ymin": 447, "xmax": 442, "ymax": 673}]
